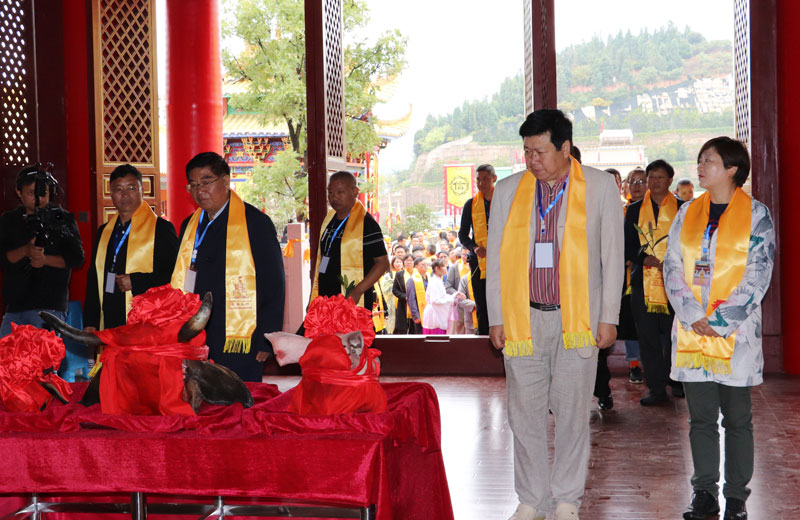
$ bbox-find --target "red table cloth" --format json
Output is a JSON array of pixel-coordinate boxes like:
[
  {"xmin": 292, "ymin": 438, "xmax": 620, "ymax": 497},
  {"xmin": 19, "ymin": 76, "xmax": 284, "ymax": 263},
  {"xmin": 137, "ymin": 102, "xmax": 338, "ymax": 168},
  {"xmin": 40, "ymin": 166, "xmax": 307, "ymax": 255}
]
[{"xmin": 0, "ymin": 382, "xmax": 453, "ymax": 520}]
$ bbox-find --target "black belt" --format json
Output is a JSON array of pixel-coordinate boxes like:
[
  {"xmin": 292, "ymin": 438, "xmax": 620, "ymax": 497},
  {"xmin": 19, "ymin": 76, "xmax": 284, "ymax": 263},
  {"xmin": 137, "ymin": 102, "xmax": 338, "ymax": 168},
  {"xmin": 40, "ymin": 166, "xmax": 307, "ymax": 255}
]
[{"xmin": 530, "ymin": 302, "xmax": 560, "ymax": 311}]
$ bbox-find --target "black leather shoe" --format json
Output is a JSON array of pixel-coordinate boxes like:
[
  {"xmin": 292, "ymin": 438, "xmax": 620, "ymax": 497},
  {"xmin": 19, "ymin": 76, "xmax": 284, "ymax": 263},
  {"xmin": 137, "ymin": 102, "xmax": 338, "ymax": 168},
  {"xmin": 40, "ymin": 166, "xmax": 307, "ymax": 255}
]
[
  {"xmin": 640, "ymin": 392, "xmax": 669, "ymax": 406},
  {"xmin": 724, "ymin": 498, "xmax": 747, "ymax": 520},
  {"xmin": 683, "ymin": 490, "xmax": 720, "ymax": 520},
  {"xmin": 598, "ymin": 395, "xmax": 613, "ymax": 410}
]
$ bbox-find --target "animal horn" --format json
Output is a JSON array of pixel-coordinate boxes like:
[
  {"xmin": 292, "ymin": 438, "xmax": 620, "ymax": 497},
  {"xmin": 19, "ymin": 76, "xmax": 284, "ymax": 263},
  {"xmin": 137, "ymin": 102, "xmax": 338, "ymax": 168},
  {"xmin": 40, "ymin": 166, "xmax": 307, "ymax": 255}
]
[
  {"xmin": 39, "ymin": 311, "xmax": 103, "ymax": 348},
  {"xmin": 177, "ymin": 292, "xmax": 213, "ymax": 343}
]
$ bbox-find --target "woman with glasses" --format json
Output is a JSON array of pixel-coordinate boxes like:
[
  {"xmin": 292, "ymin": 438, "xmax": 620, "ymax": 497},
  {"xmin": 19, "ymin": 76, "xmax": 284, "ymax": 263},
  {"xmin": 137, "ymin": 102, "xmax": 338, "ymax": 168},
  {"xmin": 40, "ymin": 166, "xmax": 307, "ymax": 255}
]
[
  {"xmin": 664, "ymin": 137, "xmax": 774, "ymax": 520},
  {"xmin": 171, "ymin": 151, "xmax": 285, "ymax": 382}
]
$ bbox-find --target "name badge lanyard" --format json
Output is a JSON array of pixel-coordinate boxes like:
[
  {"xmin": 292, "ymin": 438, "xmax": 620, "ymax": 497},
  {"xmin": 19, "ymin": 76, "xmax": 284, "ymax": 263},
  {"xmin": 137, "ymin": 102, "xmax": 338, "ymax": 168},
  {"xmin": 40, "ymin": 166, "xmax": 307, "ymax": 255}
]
[
  {"xmin": 191, "ymin": 211, "xmax": 212, "ymax": 269},
  {"xmin": 701, "ymin": 223, "xmax": 714, "ymax": 262},
  {"xmin": 322, "ymin": 215, "xmax": 349, "ymax": 257},
  {"xmin": 537, "ymin": 176, "xmax": 568, "ymax": 236},
  {"xmin": 109, "ymin": 222, "xmax": 131, "ymax": 273}
]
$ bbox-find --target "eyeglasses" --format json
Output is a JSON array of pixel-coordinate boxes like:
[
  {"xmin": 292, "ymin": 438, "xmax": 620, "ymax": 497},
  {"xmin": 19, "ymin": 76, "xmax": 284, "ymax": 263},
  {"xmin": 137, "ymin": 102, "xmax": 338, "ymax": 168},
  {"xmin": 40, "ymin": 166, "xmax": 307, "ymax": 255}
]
[
  {"xmin": 111, "ymin": 185, "xmax": 140, "ymax": 194},
  {"xmin": 629, "ymin": 180, "xmax": 646, "ymax": 186},
  {"xmin": 186, "ymin": 176, "xmax": 224, "ymax": 192}
]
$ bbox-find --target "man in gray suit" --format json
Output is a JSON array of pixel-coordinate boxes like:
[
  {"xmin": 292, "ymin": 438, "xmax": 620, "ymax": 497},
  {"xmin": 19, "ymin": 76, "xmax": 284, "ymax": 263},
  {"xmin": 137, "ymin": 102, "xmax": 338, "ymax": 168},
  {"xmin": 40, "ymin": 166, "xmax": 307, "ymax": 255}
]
[{"xmin": 486, "ymin": 109, "xmax": 624, "ymax": 520}]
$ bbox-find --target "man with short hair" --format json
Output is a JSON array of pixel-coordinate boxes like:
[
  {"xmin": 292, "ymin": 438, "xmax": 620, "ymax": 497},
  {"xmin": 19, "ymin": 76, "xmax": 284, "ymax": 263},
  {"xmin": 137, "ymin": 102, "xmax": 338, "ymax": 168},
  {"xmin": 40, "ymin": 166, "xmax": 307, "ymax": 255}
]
[
  {"xmin": 625, "ymin": 159, "xmax": 686, "ymax": 404},
  {"xmin": 486, "ymin": 110, "xmax": 623, "ymax": 520},
  {"xmin": 459, "ymin": 163, "xmax": 497, "ymax": 335},
  {"xmin": 309, "ymin": 171, "xmax": 389, "ymax": 313},
  {"xmin": 447, "ymin": 229, "xmax": 460, "ymax": 248},
  {"xmin": 0, "ymin": 165, "xmax": 84, "ymax": 336},
  {"xmin": 171, "ymin": 152, "xmax": 285, "ymax": 382},
  {"xmin": 676, "ymin": 177, "xmax": 695, "ymax": 201},
  {"xmin": 84, "ymin": 164, "xmax": 179, "ymax": 331}
]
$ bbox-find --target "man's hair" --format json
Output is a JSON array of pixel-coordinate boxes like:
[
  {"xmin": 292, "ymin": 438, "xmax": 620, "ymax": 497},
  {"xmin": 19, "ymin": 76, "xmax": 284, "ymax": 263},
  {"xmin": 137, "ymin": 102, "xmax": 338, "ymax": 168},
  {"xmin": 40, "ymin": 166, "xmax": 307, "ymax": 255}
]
[
  {"xmin": 476, "ymin": 164, "xmax": 496, "ymax": 176},
  {"xmin": 329, "ymin": 170, "xmax": 357, "ymax": 187},
  {"xmin": 646, "ymin": 159, "xmax": 675, "ymax": 179},
  {"xmin": 396, "ymin": 234, "xmax": 407, "ymax": 241},
  {"xmin": 413, "ymin": 256, "xmax": 427, "ymax": 266},
  {"xmin": 626, "ymin": 168, "xmax": 646, "ymax": 181},
  {"xmin": 185, "ymin": 151, "xmax": 230, "ymax": 180},
  {"xmin": 605, "ymin": 168, "xmax": 621, "ymax": 176},
  {"xmin": 571, "ymin": 145, "xmax": 582, "ymax": 163},
  {"xmin": 412, "ymin": 245, "xmax": 425, "ymax": 253},
  {"xmin": 676, "ymin": 178, "xmax": 694, "ymax": 187},
  {"xmin": 426, "ymin": 243, "xmax": 437, "ymax": 255},
  {"xmin": 447, "ymin": 230, "xmax": 457, "ymax": 237},
  {"xmin": 16, "ymin": 165, "xmax": 40, "ymax": 191},
  {"xmin": 393, "ymin": 244, "xmax": 407, "ymax": 254},
  {"xmin": 698, "ymin": 137, "xmax": 750, "ymax": 187},
  {"xmin": 431, "ymin": 259, "xmax": 447, "ymax": 271},
  {"xmin": 110, "ymin": 164, "xmax": 143, "ymax": 184},
  {"xmin": 518, "ymin": 109, "xmax": 572, "ymax": 150}
]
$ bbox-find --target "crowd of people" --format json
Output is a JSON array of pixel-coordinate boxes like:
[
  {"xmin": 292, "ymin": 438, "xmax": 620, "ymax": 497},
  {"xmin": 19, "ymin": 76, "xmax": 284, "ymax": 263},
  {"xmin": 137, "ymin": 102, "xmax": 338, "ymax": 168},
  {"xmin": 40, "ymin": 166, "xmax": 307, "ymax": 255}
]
[{"xmin": 0, "ymin": 109, "xmax": 774, "ymax": 520}]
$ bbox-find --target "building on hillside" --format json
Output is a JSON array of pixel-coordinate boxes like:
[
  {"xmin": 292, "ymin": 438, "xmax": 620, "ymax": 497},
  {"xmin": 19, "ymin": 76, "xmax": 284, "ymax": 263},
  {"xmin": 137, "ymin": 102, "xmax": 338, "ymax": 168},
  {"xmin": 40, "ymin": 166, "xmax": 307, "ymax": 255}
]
[{"xmin": 581, "ymin": 129, "xmax": 647, "ymax": 173}]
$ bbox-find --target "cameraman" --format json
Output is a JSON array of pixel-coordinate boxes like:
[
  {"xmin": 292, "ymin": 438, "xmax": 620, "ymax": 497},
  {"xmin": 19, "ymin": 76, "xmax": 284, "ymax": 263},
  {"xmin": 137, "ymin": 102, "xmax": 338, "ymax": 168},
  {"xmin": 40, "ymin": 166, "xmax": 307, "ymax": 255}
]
[{"xmin": 0, "ymin": 165, "xmax": 85, "ymax": 336}]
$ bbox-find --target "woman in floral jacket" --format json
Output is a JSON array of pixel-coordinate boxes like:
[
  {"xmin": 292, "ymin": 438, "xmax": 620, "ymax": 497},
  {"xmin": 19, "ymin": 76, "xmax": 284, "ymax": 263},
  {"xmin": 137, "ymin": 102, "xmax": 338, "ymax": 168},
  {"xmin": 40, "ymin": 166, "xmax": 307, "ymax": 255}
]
[{"xmin": 663, "ymin": 137, "xmax": 775, "ymax": 520}]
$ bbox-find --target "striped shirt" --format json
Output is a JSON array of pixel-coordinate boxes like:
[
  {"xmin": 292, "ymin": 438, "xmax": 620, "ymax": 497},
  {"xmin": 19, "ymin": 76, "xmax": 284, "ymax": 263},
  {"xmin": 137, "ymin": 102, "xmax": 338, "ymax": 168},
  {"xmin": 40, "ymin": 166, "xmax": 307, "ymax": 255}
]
[{"xmin": 530, "ymin": 176, "xmax": 567, "ymax": 305}]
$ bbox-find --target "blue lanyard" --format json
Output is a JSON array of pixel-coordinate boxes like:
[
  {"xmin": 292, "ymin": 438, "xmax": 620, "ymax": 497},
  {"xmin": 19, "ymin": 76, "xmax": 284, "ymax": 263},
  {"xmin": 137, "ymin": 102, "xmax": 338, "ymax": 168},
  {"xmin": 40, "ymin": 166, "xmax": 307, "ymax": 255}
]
[
  {"xmin": 323, "ymin": 215, "xmax": 349, "ymax": 256},
  {"xmin": 537, "ymin": 176, "xmax": 568, "ymax": 235},
  {"xmin": 702, "ymin": 224, "xmax": 712, "ymax": 260},
  {"xmin": 110, "ymin": 222, "xmax": 131, "ymax": 271},
  {"xmin": 192, "ymin": 210, "xmax": 212, "ymax": 264}
]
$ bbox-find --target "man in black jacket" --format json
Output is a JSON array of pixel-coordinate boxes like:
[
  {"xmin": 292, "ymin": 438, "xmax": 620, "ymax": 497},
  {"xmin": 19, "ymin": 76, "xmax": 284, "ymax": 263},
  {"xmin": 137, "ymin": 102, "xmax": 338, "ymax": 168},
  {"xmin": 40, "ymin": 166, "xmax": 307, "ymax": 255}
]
[
  {"xmin": 84, "ymin": 164, "xmax": 179, "ymax": 331},
  {"xmin": 458, "ymin": 164, "xmax": 496, "ymax": 335},
  {"xmin": 0, "ymin": 165, "xmax": 84, "ymax": 336}
]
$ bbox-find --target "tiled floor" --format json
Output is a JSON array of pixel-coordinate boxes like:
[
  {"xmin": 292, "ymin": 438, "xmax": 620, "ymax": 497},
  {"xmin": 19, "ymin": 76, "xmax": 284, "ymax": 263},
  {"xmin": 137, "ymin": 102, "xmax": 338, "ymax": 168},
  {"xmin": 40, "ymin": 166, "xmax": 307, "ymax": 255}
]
[{"xmin": 272, "ymin": 374, "xmax": 800, "ymax": 520}]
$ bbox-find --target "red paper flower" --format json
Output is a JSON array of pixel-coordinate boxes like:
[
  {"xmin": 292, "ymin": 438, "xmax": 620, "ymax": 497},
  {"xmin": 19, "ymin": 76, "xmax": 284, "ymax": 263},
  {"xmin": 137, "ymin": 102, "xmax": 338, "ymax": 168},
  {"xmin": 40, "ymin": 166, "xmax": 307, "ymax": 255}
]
[
  {"xmin": 0, "ymin": 323, "xmax": 72, "ymax": 412},
  {"xmin": 304, "ymin": 294, "xmax": 376, "ymax": 347},
  {"xmin": 127, "ymin": 285, "xmax": 202, "ymax": 327}
]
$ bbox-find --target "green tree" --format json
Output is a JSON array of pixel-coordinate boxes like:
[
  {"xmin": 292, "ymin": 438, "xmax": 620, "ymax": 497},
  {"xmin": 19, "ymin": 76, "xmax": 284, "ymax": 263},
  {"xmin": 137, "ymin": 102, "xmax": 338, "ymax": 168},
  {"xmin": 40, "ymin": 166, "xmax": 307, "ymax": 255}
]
[
  {"xmin": 222, "ymin": 0, "xmax": 407, "ymax": 210},
  {"xmin": 399, "ymin": 204, "xmax": 437, "ymax": 236}
]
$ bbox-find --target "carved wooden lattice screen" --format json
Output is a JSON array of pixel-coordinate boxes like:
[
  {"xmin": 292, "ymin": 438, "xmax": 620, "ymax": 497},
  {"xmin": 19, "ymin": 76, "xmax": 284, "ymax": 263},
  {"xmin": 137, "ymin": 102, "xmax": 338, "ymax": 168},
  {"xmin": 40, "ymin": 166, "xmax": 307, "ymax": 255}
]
[
  {"xmin": 322, "ymin": 0, "xmax": 346, "ymax": 171},
  {"xmin": 0, "ymin": 0, "xmax": 35, "ymax": 169},
  {"xmin": 92, "ymin": 0, "xmax": 160, "ymax": 222},
  {"xmin": 733, "ymin": 0, "xmax": 750, "ymax": 147}
]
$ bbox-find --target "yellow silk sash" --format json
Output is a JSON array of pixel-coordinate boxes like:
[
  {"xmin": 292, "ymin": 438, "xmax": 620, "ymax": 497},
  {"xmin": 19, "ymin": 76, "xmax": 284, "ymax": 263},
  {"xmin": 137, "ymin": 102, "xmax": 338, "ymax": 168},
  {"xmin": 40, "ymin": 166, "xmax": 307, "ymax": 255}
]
[
  {"xmin": 171, "ymin": 191, "xmax": 257, "ymax": 354},
  {"xmin": 676, "ymin": 189, "xmax": 751, "ymax": 374},
  {"xmin": 457, "ymin": 259, "xmax": 470, "ymax": 279},
  {"xmin": 411, "ymin": 270, "xmax": 427, "ymax": 320},
  {"xmin": 372, "ymin": 281, "xmax": 386, "ymax": 332},
  {"xmin": 310, "ymin": 200, "xmax": 367, "ymax": 307},
  {"xmin": 638, "ymin": 191, "xmax": 678, "ymax": 314},
  {"xmin": 472, "ymin": 191, "xmax": 491, "ymax": 279},
  {"xmin": 95, "ymin": 202, "xmax": 157, "ymax": 328},
  {"xmin": 499, "ymin": 160, "xmax": 594, "ymax": 356}
]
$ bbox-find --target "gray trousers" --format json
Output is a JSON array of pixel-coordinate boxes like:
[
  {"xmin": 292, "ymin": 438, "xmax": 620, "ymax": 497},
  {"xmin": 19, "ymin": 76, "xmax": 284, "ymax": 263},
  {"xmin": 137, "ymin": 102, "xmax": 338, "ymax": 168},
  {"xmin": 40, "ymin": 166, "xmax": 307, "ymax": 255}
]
[
  {"xmin": 504, "ymin": 307, "xmax": 598, "ymax": 514},
  {"xmin": 684, "ymin": 382, "xmax": 753, "ymax": 502}
]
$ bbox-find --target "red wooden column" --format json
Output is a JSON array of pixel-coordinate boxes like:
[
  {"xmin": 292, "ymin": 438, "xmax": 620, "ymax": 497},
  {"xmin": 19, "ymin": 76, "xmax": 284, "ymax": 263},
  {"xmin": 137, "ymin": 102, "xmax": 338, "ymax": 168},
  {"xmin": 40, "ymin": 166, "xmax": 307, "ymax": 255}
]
[
  {"xmin": 778, "ymin": 0, "xmax": 800, "ymax": 373},
  {"xmin": 62, "ymin": 1, "xmax": 93, "ymax": 304},
  {"xmin": 165, "ymin": 0, "xmax": 222, "ymax": 228}
]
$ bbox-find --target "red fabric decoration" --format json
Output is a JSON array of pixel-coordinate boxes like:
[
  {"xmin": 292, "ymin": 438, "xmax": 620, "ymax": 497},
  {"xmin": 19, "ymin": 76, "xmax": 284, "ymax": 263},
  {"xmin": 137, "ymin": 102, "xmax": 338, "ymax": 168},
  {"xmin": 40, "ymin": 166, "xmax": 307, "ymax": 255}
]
[
  {"xmin": 94, "ymin": 285, "xmax": 209, "ymax": 416},
  {"xmin": 304, "ymin": 294, "xmax": 376, "ymax": 347},
  {"xmin": 289, "ymin": 334, "xmax": 386, "ymax": 415},
  {"xmin": 0, "ymin": 382, "xmax": 454, "ymax": 520},
  {"xmin": 0, "ymin": 324, "xmax": 72, "ymax": 413}
]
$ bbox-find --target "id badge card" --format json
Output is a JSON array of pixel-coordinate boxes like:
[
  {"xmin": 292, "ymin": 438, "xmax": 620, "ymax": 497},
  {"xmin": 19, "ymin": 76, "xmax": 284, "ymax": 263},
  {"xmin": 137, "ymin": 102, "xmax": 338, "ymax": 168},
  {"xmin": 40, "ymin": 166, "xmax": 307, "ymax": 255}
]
[
  {"xmin": 105, "ymin": 272, "xmax": 116, "ymax": 294},
  {"xmin": 184, "ymin": 268, "xmax": 197, "ymax": 293},
  {"xmin": 319, "ymin": 255, "xmax": 330, "ymax": 274},
  {"xmin": 693, "ymin": 261, "xmax": 711, "ymax": 287},
  {"xmin": 534, "ymin": 242, "xmax": 555, "ymax": 269}
]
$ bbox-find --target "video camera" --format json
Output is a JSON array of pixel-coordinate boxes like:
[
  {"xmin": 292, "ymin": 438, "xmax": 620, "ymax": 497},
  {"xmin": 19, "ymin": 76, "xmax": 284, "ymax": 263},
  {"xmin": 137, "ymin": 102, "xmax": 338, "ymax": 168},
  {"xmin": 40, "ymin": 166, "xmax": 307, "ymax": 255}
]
[{"xmin": 20, "ymin": 162, "xmax": 69, "ymax": 248}]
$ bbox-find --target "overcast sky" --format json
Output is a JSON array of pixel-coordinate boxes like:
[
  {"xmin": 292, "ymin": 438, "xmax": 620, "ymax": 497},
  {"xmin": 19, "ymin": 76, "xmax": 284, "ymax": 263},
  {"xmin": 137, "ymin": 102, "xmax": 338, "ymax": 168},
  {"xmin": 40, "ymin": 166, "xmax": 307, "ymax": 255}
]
[{"xmin": 365, "ymin": 0, "xmax": 734, "ymax": 173}]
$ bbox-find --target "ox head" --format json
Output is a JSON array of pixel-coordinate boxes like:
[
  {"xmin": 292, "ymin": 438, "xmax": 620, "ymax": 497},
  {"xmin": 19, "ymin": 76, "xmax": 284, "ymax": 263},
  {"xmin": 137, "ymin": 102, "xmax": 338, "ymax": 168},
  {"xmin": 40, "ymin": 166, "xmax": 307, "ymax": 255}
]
[{"xmin": 37, "ymin": 292, "xmax": 254, "ymax": 413}]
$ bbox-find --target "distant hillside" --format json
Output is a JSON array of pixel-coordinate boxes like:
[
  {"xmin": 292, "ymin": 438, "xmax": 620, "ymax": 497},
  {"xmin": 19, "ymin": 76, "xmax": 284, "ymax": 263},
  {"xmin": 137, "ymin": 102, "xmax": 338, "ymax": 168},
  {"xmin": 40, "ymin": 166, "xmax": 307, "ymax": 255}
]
[{"xmin": 407, "ymin": 22, "xmax": 733, "ymax": 178}]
